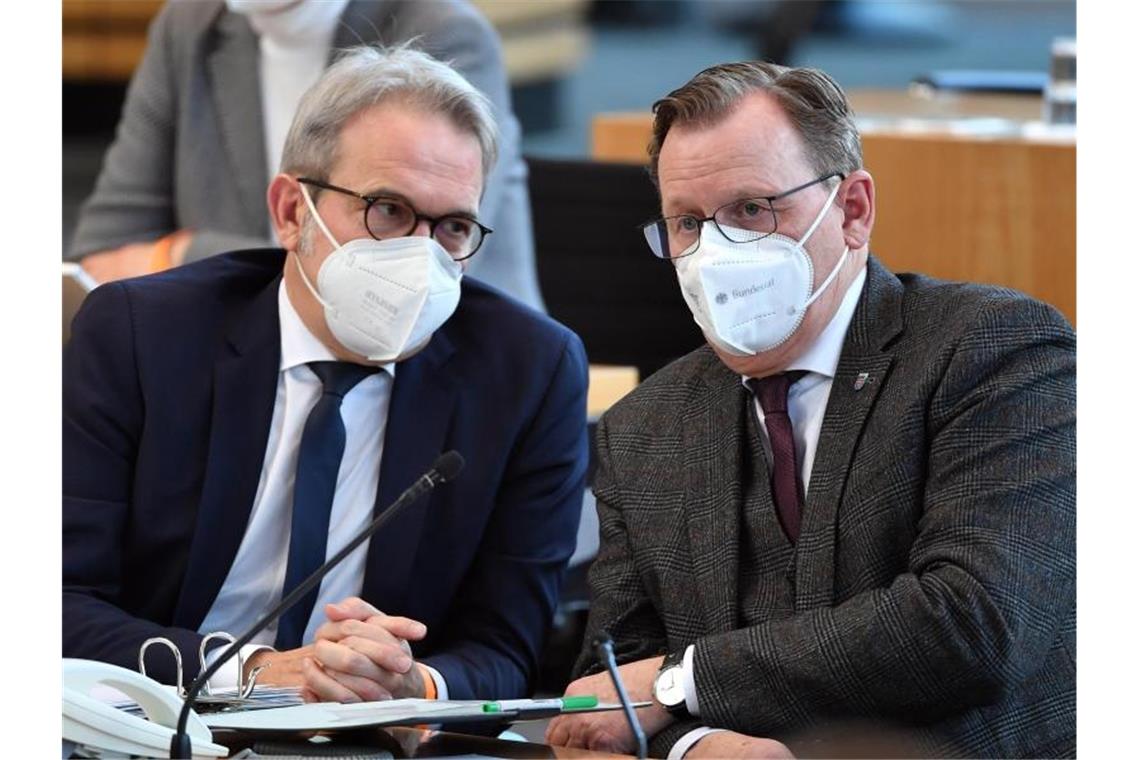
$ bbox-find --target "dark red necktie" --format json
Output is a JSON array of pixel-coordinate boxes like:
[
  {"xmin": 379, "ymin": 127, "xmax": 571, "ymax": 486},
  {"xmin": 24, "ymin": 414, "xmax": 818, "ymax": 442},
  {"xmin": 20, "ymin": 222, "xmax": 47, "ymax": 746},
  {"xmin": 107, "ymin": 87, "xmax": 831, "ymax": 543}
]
[{"xmin": 748, "ymin": 372, "xmax": 805, "ymax": 542}]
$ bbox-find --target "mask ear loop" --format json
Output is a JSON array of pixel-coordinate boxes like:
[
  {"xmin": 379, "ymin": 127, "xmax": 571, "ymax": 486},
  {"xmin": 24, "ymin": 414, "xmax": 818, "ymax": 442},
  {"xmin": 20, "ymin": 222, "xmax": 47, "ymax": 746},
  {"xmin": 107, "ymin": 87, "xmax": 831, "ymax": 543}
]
[
  {"xmin": 298, "ymin": 182, "xmax": 342, "ymax": 249},
  {"xmin": 800, "ymin": 179, "xmax": 849, "ymax": 310},
  {"xmin": 797, "ymin": 177, "xmax": 843, "ymax": 246},
  {"xmin": 804, "ymin": 246, "xmax": 850, "ymax": 309},
  {"xmin": 292, "ymin": 182, "xmax": 339, "ymax": 308}
]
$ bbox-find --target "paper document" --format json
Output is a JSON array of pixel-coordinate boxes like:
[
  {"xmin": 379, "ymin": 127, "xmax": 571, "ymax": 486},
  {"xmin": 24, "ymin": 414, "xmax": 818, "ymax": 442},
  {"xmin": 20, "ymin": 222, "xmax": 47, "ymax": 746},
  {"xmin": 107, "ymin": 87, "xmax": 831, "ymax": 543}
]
[
  {"xmin": 203, "ymin": 697, "xmax": 646, "ymax": 732},
  {"xmin": 204, "ymin": 698, "xmax": 494, "ymax": 731}
]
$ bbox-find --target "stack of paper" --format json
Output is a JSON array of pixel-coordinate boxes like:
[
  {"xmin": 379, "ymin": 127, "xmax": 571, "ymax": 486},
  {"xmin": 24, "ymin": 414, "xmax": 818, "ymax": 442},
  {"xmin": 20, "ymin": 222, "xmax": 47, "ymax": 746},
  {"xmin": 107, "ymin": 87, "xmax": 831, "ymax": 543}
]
[
  {"xmin": 204, "ymin": 698, "xmax": 497, "ymax": 732},
  {"xmin": 203, "ymin": 697, "xmax": 643, "ymax": 732},
  {"xmin": 103, "ymin": 684, "xmax": 304, "ymax": 719}
]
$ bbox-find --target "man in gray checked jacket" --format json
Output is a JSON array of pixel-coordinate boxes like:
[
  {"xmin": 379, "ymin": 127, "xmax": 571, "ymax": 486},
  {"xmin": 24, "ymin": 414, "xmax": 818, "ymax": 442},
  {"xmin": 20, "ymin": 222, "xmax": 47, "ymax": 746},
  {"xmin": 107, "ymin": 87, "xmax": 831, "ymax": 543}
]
[{"xmin": 546, "ymin": 61, "xmax": 1075, "ymax": 759}]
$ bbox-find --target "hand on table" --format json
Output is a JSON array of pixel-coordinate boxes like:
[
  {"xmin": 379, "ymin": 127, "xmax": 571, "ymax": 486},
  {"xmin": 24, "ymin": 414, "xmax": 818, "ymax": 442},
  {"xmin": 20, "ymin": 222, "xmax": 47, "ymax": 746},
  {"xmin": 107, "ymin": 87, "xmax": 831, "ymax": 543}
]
[
  {"xmin": 242, "ymin": 645, "xmax": 314, "ymax": 689},
  {"xmin": 545, "ymin": 655, "xmax": 671, "ymax": 754}
]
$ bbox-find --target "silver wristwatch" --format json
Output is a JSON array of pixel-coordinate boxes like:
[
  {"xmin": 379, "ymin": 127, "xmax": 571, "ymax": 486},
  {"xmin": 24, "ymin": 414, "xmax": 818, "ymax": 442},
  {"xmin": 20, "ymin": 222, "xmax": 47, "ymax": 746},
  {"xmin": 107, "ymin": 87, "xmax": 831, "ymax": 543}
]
[{"xmin": 653, "ymin": 650, "xmax": 691, "ymax": 719}]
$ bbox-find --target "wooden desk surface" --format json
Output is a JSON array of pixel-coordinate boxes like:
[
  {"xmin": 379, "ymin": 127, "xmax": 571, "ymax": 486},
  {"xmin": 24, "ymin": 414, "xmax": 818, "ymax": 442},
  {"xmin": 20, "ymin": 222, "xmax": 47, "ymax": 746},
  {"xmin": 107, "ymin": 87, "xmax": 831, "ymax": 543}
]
[
  {"xmin": 850, "ymin": 88, "xmax": 1045, "ymax": 122},
  {"xmin": 591, "ymin": 93, "xmax": 1075, "ymax": 325},
  {"xmin": 591, "ymin": 90, "xmax": 1053, "ymax": 164},
  {"xmin": 587, "ymin": 365, "xmax": 639, "ymax": 419}
]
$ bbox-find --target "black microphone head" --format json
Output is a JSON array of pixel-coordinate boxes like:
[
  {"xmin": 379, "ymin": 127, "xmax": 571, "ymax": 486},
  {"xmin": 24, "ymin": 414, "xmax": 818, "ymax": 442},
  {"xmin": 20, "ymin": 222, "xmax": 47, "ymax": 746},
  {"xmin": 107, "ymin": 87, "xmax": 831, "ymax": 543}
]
[
  {"xmin": 433, "ymin": 450, "xmax": 465, "ymax": 483},
  {"xmin": 591, "ymin": 631, "xmax": 614, "ymax": 651}
]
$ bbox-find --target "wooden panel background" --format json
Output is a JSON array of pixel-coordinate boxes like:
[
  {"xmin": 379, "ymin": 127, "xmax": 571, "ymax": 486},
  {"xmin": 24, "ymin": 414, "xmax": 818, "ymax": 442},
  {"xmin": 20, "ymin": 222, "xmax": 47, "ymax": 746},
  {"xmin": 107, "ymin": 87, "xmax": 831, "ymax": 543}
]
[{"xmin": 861, "ymin": 131, "xmax": 1074, "ymax": 324}]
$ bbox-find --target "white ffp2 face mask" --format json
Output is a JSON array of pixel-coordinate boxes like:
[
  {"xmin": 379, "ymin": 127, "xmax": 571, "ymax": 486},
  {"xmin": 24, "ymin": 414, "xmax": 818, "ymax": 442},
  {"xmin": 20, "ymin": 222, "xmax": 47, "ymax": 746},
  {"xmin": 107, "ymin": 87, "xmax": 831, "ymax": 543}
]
[
  {"xmin": 295, "ymin": 183, "xmax": 463, "ymax": 362},
  {"xmin": 674, "ymin": 181, "xmax": 848, "ymax": 356}
]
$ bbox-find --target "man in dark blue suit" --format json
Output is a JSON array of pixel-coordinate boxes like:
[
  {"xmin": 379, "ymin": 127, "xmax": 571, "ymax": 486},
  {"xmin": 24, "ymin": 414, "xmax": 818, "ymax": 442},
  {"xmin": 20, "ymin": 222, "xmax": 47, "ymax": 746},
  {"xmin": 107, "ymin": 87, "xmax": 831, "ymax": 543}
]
[{"xmin": 63, "ymin": 45, "xmax": 588, "ymax": 703}]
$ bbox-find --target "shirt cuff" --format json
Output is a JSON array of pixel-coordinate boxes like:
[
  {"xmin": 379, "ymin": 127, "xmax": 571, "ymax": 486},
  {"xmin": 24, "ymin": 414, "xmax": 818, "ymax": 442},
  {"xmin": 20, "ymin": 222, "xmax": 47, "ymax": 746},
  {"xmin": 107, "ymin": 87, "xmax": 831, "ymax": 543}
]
[
  {"xmin": 420, "ymin": 663, "xmax": 449, "ymax": 701},
  {"xmin": 682, "ymin": 644, "xmax": 700, "ymax": 717},
  {"xmin": 667, "ymin": 727, "xmax": 728, "ymax": 760},
  {"xmin": 204, "ymin": 643, "xmax": 273, "ymax": 693}
]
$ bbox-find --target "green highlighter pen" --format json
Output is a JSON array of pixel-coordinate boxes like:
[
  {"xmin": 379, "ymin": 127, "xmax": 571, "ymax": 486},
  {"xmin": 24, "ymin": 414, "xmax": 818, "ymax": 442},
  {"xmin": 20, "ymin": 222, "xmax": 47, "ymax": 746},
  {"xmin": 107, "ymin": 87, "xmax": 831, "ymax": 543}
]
[{"xmin": 482, "ymin": 695, "xmax": 599, "ymax": 715}]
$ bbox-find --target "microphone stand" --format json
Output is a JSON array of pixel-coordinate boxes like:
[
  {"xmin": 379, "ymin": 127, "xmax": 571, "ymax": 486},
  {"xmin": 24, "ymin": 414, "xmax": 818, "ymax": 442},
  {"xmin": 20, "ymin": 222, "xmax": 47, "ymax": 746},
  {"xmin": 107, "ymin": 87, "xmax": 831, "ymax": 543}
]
[
  {"xmin": 170, "ymin": 452, "xmax": 464, "ymax": 758},
  {"xmin": 593, "ymin": 633, "xmax": 648, "ymax": 760}
]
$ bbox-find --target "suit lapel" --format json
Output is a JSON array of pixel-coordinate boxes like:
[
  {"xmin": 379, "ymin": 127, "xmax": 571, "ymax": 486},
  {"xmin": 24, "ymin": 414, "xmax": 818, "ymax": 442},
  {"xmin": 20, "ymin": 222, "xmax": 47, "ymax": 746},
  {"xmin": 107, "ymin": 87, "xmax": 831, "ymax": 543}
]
[
  {"xmin": 204, "ymin": 11, "xmax": 269, "ymax": 236},
  {"xmin": 359, "ymin": 330, "xmax": 458, "ymax": 612},
  {"xmin": 174, "ymin": 274, "xmax": 282, "ymax": 629},
  {"xmin": 682, "ymin": 355, "xmax": 747, "ymax": 635},
  {"xmin": 794, "ymin": 258, "xmax": 903, "ymax": 612}
]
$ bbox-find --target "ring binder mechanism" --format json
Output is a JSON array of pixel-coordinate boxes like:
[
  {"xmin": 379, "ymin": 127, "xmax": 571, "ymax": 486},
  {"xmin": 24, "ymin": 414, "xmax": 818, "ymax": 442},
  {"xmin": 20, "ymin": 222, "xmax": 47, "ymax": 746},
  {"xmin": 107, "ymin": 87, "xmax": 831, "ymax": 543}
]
[
  {"xmin": 132, "ymin": 632, "xmax": 303, "ymax": 715},
  {"xmin": 198, "ymin": 632, "xmax": 270, "ymax": 701},
  {"xmin": 140, "ymin": 637, "xmax": 186, "ymax": 697}
]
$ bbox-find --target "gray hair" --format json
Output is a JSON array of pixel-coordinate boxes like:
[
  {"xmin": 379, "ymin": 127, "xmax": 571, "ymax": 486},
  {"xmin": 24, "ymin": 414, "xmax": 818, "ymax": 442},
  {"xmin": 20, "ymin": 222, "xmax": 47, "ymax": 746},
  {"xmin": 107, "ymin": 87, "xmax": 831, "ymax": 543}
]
[
  {"xmin": 648, "ymin": 61, "xmax": 862, "ymax": 184},
  {"xmin": 281, "ymin": 43, "xmax": 498, "ymax": 183}
]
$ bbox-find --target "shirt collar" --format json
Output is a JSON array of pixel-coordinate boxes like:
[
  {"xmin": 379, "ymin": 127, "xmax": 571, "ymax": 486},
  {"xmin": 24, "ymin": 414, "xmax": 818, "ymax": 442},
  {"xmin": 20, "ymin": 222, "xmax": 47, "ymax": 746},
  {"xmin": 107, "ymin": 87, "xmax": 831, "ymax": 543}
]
[
  {"xmin": 739, "ymin": 262, "xmax": 867, "ymax": 385},
  {"xmin": 277, "ymin": 279, "xmax": 395, "ymax": 377},
  {"xmin": 788, "ymin": 263, "xmax": 867, "ymax": 379}
]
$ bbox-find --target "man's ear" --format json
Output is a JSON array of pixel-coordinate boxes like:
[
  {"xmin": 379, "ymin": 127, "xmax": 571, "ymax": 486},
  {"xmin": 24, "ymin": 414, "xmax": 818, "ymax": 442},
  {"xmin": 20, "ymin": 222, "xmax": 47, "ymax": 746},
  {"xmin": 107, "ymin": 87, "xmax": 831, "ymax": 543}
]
[
  {"xmin": 838, "ymin": 169, "xmax": 875, "ymax": 251},
  {"xmin": 268, "ymin": 174, "xmax": 305, "ymax": 252}
]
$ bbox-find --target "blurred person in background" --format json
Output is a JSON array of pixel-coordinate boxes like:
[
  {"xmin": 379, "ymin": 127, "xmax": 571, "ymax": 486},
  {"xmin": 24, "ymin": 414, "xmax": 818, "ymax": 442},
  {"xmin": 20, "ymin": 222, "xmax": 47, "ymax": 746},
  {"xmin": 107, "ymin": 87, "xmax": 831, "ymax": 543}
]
[{"xmin": 68, "ymin": 0, "xmax": 544, "ymax": 311}]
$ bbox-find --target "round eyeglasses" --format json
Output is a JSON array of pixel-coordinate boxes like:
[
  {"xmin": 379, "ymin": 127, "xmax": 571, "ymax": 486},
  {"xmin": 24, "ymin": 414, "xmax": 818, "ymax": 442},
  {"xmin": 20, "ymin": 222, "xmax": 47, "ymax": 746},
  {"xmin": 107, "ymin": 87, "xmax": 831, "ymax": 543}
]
[
  {"xmin": 297, "ymin": 177, "xmax": 493, "ymax": 260},
  {"xmin": 640, "ymin": 172, "xmax": 844, "ymax": 259}
]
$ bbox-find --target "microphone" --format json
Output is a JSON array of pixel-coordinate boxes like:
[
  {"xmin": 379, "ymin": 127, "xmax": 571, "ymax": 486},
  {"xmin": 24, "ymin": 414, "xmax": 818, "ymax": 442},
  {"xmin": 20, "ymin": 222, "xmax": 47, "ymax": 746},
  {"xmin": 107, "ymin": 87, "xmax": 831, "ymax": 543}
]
[
  {"xmin": 170, "ymin": 451, "xmax": 465, "ymax": 758},
  {"xmin": 593, "ymin": 632, "xmax": 647, "ymax": 760}
]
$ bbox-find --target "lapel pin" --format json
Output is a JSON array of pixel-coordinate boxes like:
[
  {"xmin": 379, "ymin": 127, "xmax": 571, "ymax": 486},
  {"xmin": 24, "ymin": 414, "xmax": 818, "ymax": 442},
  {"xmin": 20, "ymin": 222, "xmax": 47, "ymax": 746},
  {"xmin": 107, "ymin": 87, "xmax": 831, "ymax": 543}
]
[{"xmin": 853, "ymin": 372, "xmax": 871, "ymax": 391}]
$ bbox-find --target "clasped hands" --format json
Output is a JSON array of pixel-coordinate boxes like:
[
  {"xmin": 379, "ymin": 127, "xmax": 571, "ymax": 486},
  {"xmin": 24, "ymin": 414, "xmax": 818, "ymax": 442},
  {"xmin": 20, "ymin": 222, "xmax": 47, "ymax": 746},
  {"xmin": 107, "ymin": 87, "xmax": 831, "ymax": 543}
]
[{"xmin": 245, "ymin": 596, "xmax": 429, "ymax": 703}]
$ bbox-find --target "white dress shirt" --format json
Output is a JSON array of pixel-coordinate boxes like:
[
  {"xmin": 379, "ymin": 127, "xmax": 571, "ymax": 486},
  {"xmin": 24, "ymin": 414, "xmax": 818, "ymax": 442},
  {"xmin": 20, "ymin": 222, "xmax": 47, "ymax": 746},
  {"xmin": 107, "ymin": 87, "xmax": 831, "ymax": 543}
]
[
  {"xmin": 243, "ymin": 0, "xmax": 349, "ymax": 237},
  {"xmin": 197, "ymin": 282, "xmax": 449, "ymax": 698},
  {"xmin": 669, "ymin": 264, "xmax": 868, "ymax": 759}
]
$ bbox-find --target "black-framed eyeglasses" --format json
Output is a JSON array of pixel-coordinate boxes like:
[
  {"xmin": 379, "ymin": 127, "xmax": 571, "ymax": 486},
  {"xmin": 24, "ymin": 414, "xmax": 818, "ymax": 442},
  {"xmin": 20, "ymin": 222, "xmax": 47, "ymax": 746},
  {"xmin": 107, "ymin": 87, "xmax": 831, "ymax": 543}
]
[
  {"xmin": 297, "ymin": 177, "xmax": 493, "ymax": 260},
  {"xmin": 640, "ymin": 172, "xmax": 844, "ymax": 260}
]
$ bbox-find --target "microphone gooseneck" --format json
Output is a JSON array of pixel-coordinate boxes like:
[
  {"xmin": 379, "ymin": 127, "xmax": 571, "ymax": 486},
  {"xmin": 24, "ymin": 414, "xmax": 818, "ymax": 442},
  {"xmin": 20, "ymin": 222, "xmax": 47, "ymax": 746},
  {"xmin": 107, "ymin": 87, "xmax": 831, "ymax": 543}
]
[
  {"xmin": 170, "ymin": 451, "xmax": 465, "ymax": 758},
  {"xmin": 593, "ymin": 632, "xmax": 648, "ymax": 760}
]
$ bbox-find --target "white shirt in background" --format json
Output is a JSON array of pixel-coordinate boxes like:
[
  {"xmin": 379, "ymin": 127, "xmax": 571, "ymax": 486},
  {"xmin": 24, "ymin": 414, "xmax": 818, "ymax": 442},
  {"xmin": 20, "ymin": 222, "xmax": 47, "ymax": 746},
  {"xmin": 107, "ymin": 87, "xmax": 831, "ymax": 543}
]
[{"xmin": 236, "ymin": 0, "xmax": 350, "ymax": 239}]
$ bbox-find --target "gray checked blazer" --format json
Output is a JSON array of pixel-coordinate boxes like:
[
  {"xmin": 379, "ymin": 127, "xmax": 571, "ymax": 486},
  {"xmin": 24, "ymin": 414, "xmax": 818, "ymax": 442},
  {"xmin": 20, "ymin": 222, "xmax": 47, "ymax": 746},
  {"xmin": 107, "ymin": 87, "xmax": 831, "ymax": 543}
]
[
  {"xmin": 67, "ymin": 0, "xmax": 544, "ymax": 311},
  {"xmin": 577, "ymin": 257, "xmax": 1075, "ymax": 758}
]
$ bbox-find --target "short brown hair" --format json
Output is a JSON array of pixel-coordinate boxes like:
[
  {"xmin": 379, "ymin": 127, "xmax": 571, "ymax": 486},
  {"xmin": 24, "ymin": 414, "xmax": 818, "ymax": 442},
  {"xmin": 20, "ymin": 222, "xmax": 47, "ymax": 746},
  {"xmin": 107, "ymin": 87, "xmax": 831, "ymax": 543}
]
[{"xmin": 647, "ymin": 61, "xmax": 862, "ymax": 184}]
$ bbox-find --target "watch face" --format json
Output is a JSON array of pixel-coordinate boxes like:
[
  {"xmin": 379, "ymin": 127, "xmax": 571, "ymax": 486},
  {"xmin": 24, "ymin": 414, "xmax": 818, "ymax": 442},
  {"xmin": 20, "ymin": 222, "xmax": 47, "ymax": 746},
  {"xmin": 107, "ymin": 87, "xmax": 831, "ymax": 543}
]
[{"xmin": 654, "ymin": 665, "xmax": 686, "ymax": 707}]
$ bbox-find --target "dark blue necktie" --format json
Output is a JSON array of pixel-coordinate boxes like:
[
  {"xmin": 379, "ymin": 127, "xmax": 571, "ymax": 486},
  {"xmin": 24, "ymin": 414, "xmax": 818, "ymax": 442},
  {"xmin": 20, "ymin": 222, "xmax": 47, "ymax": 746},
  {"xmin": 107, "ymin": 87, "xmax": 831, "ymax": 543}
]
[{"xmin": 275, "ymin": 361, "xmax": 380, "ymax": 650}]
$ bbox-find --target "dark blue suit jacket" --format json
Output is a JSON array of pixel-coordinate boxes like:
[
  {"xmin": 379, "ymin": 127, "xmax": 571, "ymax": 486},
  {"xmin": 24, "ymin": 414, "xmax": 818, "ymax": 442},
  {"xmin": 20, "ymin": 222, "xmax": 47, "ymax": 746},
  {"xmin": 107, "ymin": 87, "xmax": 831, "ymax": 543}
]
[{"xmin": 63, "ymin": 250, "xmax": 588, "ymax": 700}]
